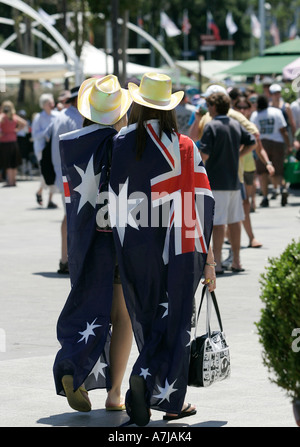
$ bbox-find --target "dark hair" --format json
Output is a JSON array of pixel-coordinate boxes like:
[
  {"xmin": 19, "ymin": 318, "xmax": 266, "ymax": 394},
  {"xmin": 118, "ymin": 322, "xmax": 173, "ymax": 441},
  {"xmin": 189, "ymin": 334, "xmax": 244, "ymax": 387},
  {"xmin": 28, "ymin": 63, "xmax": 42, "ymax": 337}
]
[
  {"xmin": 206, "ymin": 92, "xmax": 230, "ymax": 115},
  {"xmin": 256, "ymin": 95, "xmax": 269, "ymax": 111},
  {"xmin": 228, "ymin": 87, "xmax": 241, "ymax": 102},
  {"xmin": 83, "ymin": 117, "xmax": 94, "ymax": 127},
  {"xmin": 235, "ymin": 96, "xmax": 252, "ymax": 110},
  {"xmin": 128, "ymin": 102, "xmax": 178, "ymax": 160}
]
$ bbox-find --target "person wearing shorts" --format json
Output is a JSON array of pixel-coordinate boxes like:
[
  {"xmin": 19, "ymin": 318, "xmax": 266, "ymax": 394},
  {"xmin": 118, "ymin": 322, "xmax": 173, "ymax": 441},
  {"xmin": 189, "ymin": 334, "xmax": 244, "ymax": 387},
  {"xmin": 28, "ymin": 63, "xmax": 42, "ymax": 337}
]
[
  {"xmin": 199, "ymin": 92, "xmax": 256, "ymax": 273},
  {"xmin": 251, "ymin": 95, "xmax": 292, "ymax": 207}
]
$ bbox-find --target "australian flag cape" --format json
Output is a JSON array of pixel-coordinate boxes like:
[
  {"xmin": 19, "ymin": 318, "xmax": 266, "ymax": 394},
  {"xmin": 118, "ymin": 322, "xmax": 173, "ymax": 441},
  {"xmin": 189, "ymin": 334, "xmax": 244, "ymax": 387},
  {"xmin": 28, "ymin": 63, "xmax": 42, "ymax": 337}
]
[
  {"xmin": 109, "ymin": 120, "xmax": 215, "ymax": 414},
  {"xmin": 53, "ymin": 123, "xmax": 117, "ymax": 395}
]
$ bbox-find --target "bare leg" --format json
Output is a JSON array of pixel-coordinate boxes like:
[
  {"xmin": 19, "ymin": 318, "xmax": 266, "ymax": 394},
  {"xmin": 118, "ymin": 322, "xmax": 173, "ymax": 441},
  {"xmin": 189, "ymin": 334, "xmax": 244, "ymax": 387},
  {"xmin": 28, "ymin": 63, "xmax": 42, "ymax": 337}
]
[
  {"xmin": 61, "ymin": 215, "xmax": 68, "ymax": 264},
  {"xmin": 106, "ymin": 283, "xmax": 133, "ymax": 407},
  {"xmin": 269, "ymin": 174, "xmax": 281, "ymax": 191},
  {"xmin": 259, "ymin": 173, "xmax": 269, "ymax": 197},
  {"xmin": 228, "ymin": 221, "xmax": 242, "ymax": 270},
  {"xmin": 212, "ymin": 224, "xmax": 226, "ymax": 272},
  {"xmin": 242, "ymin": 198, "xmax": 262, "ymax": 248},
  {"xmin": 6, "ymin": 168, "xmax": 16, "ymax": 186},
  {"xmin": 48, "ymin": 192, "xmax": 54, "ymax": 206},
  {"xmin": 37, "ymin": 178, "xmax": 44, "ymax": 195}
]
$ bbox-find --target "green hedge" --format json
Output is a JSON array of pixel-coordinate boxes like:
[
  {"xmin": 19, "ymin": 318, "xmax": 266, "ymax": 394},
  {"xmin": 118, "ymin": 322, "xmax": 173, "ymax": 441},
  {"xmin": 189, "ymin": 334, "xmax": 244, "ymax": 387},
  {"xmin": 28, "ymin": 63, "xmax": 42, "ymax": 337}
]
[{"xmin": 255, "ymin": 239, "xmax": 300, "ymax": 400}]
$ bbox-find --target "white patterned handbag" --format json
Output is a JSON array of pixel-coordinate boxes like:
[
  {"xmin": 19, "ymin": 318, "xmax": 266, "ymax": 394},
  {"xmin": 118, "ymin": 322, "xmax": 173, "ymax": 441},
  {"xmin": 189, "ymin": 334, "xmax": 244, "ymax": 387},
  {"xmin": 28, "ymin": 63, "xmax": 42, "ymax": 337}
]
[{"xmin": 188, "ymin": 286, "xmax": 230, "ymax": 387}]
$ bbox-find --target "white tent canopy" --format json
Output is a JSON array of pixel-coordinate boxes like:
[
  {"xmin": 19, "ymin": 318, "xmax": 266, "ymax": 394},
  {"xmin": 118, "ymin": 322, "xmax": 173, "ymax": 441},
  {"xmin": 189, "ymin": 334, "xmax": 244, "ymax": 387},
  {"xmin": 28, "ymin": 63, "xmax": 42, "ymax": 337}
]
[
  {"xmin": 175, "ymin": 59, "xmax": 242, "ymax": 81},
  {"xmin": 46, "ymin": 41, "xmax": 168, "ymax": 78},
  {"xmin": 0, "ymin": 47, "xmax": 70, "ymax": 80}
]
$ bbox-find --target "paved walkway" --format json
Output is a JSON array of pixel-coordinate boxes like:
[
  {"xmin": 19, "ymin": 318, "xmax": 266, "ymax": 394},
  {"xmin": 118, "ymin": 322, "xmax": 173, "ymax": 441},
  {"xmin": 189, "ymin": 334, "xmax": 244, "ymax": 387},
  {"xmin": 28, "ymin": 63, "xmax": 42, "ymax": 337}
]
[{"xmin": 0, "ymin": 179, "xmax": 299, "ymax": 428}]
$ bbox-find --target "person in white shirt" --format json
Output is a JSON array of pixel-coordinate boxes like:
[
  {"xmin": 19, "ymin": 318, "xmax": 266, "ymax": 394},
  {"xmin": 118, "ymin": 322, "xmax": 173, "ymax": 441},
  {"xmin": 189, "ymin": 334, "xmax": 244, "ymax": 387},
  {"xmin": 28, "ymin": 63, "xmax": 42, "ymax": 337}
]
[
  {"xmin": 251, "ymin": 95, "xmax": 292, "ymax": 207},
  {"xmin": 31, "ymin": 93, "xmax": 59, "ymax": 208},
  {"xmin": 45, "ymin": 86, "xmax": 83, "ymax": 274}
]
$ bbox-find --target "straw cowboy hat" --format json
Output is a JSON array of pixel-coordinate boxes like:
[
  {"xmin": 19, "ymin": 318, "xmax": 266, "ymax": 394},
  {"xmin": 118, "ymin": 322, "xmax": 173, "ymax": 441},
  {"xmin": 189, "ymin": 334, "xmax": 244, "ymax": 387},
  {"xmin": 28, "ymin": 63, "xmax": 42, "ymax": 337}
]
[
  {"xmin": 77, "ymin": 75, "xmax": 132, "ymax": 125},
  {"xmin": 128, "ymin": 72, "xmax": 184, "ymax": 111}
]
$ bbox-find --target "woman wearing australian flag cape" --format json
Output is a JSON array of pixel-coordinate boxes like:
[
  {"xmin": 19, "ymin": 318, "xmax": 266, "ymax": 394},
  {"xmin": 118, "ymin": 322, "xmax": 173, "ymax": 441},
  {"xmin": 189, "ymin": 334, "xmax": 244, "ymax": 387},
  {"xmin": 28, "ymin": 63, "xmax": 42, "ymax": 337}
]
[
  {"xmin": 109, "ymin": 73, "xmax": 216, "ymax": 426},
  {"xmin": 53, "ymin": 75, "xmax": 133, "ymax": 413}
]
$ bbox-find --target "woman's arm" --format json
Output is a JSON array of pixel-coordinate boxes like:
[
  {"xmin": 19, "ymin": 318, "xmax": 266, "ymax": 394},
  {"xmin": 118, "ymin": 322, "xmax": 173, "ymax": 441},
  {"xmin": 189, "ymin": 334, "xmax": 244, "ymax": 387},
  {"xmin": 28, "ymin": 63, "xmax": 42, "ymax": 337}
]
[{"xmin": 202, "ymin": 245, "xmax": 216, "ymax": 292}]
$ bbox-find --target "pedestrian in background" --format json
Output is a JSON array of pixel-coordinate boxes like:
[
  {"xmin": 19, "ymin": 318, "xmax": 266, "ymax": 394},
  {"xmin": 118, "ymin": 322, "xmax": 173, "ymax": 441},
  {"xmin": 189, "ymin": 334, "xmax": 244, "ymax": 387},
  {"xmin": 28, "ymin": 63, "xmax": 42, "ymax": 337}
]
[
  {"xmin": 199, "ymin": 92, "xmax": 256, "ymax": 274},
  {"xmin": 31, "ymin": 93, "xmax": 59, "ymax": 208},
  {"xmin": 0, "ymin": 100, "xmax": 26, "ymax": 187},
  {"xmin": 45, "ymin": 86, "xmax": 83, "ymax": 274},
  {"xmin": 251, "ymin": 95, "xmax": 291, "ymax": 207}
]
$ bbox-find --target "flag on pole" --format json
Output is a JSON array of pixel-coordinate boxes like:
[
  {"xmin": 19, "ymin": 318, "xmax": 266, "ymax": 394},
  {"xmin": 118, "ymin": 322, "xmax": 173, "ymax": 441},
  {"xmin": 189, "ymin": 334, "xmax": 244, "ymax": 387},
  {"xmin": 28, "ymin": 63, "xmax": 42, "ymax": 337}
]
[
  {"xmin": 270, "ymin": 19, "xmax": 280, "ymax": 45},
  {"xmin": 225, "ymin": 12, "xmax": 238, "ymax": 35},
  {"xmin": 251, "ymin": 13, "xmax": 261, "ymax": 39},
  {"xmin": 289, "ymin": 22, "xmax": 297, "ymax": 39},
  {"xmin": 137, "ymin": 15, "xmax": 144, "ymax": 28},
  {"xmin": 160, "ymin": 11, "xmax": 181, "ymax": 37},
  {"xmin": 207, "ymin": 11, "xmax": 221, "ymax": 40},
  {"xmin": 182, "ymin": 9, "xmax": 192, "ymax": 35}
]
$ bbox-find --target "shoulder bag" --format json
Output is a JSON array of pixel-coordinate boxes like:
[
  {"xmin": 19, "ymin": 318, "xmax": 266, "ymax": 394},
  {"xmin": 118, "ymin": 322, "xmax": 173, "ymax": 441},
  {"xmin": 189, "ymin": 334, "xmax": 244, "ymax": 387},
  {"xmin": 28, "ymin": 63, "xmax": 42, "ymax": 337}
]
[{"xmin": 188, "ymin": 285, "xmax": 230, "ymax": 387}]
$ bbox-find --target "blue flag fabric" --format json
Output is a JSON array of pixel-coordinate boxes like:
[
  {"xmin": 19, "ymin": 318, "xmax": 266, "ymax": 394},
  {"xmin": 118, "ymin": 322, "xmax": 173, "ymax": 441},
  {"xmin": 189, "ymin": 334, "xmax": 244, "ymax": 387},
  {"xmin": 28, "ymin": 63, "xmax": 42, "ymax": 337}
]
[
  {"xmin": 109, "ymin": 120, "xmax": 214, "ymax": 414},
  {"xmin": 53, "ymin": 124, "xmax": 117, "ymax": 395}
]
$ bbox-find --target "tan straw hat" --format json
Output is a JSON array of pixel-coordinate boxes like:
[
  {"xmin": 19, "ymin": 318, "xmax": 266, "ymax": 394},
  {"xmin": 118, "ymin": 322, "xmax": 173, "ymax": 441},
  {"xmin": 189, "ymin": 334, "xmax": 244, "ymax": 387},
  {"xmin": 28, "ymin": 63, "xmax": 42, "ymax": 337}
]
[
  {"xmin": 77, "ymin": 75, "xmax": 132, "ymax": 125},
  {"xmin": 128, "ymin": 72, "xmax": 184, "ymax": 110}
]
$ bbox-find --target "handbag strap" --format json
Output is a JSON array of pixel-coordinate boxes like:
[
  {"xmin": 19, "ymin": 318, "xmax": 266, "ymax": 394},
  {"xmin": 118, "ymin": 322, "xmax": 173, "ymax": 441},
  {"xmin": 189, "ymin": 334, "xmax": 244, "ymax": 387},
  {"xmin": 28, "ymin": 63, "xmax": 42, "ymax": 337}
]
[{"xmin": 194, "ymin": 285, "xmax": 223, "ymax": 338}]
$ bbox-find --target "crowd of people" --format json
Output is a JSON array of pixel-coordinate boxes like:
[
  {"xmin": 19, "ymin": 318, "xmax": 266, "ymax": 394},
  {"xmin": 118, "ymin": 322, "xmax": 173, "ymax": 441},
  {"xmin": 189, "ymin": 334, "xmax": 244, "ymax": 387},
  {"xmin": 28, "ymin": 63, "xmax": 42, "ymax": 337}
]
[
  {"xmin": 1, "ymin": 73, "xmax": 300, "ymax": 426},
  {"xmin": 182, "ymin": 78, "xmax": 300, "ymax": 273}
]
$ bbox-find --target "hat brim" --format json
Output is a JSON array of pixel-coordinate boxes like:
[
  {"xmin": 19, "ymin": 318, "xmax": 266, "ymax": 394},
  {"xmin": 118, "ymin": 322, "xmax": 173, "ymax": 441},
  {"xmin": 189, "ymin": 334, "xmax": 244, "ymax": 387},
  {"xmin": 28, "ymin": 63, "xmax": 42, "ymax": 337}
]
[
  {"xmin": 77, "ymin": 78, "xmax": 132, "ymax": 125},
  {"xmin": 128, "ymin": 83, "xmax": 184, "ymax": 111}
]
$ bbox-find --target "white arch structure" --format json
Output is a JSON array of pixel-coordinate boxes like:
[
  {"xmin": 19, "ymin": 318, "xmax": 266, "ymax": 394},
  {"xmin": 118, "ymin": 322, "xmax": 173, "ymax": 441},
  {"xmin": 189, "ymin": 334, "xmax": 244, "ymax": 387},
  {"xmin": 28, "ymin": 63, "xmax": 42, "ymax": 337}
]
[
  {"xmin": 0, "ymin": 18, "xmax": 60, "ymax": 51},
  {"xmin": 0, "ymin": 0, "xmax": 83, "ymax": 83},
  {"xmin": 0, "ymin": 2, "xmax": 177, "ymax": 82}
]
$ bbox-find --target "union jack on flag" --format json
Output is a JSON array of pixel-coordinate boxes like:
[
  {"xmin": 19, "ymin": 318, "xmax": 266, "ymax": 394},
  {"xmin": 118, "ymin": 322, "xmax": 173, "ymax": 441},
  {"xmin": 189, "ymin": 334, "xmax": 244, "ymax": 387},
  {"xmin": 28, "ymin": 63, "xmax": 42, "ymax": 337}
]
[{"xmin": 147, "ymin": 122, "xmax": 213, "ymax": 263}]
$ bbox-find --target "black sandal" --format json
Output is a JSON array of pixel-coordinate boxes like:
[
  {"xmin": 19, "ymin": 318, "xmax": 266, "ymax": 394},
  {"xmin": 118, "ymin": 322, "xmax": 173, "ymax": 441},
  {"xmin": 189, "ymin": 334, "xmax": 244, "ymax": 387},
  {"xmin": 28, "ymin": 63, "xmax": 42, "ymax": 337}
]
[{"xmin": 163, "ymin": 403, "xmax": 197, "ymax": 421}]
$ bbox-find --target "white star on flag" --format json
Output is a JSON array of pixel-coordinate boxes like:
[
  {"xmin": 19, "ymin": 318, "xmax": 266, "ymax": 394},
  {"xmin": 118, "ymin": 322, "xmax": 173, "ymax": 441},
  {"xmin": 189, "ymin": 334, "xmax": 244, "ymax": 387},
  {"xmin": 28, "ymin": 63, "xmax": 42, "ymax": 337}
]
[
  {"xmin": 139, "ymin": 368, "xmax": 151, "ymax": 379},
  {"xmin": 90, "ymin": 358, "xmax": 108, "ymax": 380},
  {"xmin": 186, "ymin": 330, "xmax": 192, "ymax": 347},
  {"xmin": 109, "ymin": 177, "xmax": 145, "ymax": 245},
  {"xmin": 77, "ymin": 318, "xmax": 101, "ymax": 344},
  {"xmin": 159, "ymin": 302, "xmax": 168, "ymax": 318},
  {"xmin": 153, "ymin": 378, "xmax": 178, "ymax": 404},
  {"xmin": 74, "ymin": 155, "xmax": 101, "ymax": 214}
]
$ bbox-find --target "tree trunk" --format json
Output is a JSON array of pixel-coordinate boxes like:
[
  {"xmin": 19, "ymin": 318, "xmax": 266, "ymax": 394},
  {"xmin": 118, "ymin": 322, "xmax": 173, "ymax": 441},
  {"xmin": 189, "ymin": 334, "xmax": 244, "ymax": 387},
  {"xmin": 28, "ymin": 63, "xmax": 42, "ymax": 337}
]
[{"xmin": 111, "ymin": 0, "xmax": 119, "ymax": 77}]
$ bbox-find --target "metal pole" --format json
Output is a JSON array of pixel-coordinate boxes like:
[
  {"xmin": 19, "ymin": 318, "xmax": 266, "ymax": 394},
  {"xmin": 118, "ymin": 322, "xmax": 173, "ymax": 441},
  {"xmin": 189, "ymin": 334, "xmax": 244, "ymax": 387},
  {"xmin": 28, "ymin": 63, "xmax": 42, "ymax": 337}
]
[{"xmin": 259, "ymin": 0, "xmax": 265, "ymax": 56}]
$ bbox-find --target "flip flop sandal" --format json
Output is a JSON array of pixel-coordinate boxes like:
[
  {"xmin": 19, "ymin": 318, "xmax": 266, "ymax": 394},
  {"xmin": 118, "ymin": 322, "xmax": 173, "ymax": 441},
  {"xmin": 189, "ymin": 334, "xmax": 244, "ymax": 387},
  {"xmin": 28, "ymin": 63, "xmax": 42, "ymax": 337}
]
[
  {"xmin": 231, "ymin": 267, "xmax": 245, "ymax": 273},
  {"xmin": 127, "ymin": 375, "xmax": 150, "ymax": 426},
  {"xmin": 163, "ymin": 403, "xmax": 197, "ymax": 421},
  {"xmin": 248, "ymin": 243, "xmax": 262, "ymax": 248},
  {"xmin": 62, "ymin": 375, "xmax": 91, "ymax": 412},
  {"xmin": 106, "ymin": 403, "xmax": 126, "ymax": 411}
]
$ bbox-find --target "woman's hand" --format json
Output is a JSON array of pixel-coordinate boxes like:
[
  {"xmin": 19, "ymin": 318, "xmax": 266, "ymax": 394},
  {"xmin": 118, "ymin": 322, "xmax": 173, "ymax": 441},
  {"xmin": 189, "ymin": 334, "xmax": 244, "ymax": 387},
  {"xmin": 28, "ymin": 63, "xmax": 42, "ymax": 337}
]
[{"xmin": 202, "ymin": 263, "xmax": 216, "ymax": 292}]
